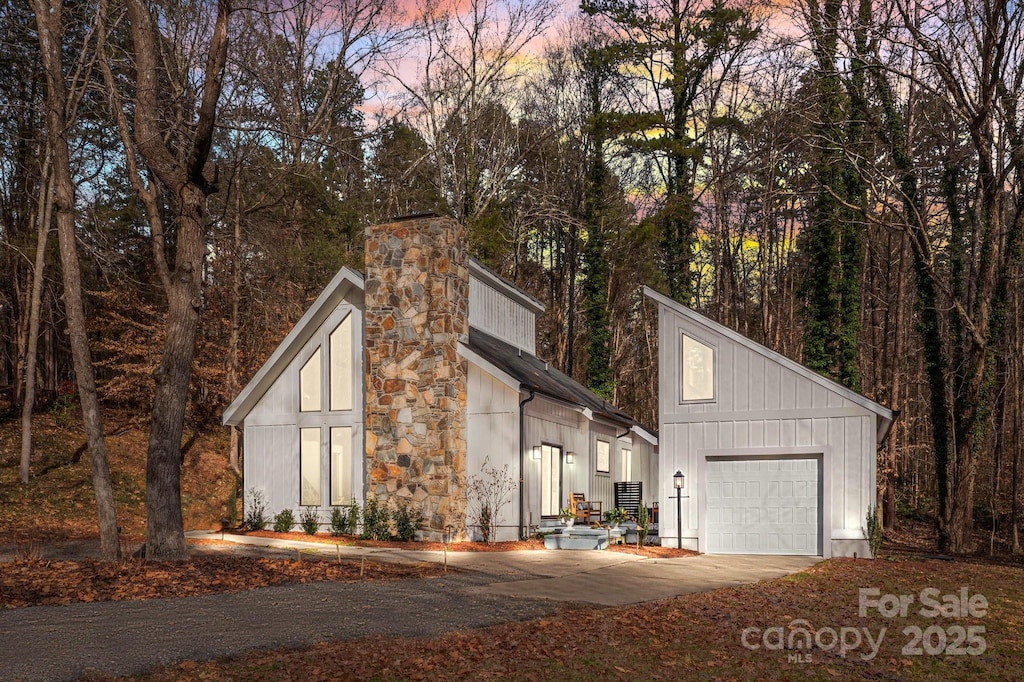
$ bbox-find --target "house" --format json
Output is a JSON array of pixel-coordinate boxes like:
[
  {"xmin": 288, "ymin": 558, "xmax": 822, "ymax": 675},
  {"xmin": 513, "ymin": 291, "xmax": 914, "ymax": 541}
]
[
  {"xmin": 645, "ymin": 287, "xmax": 895, "ymax": 558},
  {"xmin": 223, "ymin": 214, "xmax": 657, "ymax": 542}
]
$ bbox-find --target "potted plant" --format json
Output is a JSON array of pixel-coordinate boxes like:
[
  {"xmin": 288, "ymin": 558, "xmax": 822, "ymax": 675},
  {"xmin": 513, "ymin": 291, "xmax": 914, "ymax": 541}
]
[
  {"xmin": 603, "ymin": 507, "xmax": 629, "ymax": 529},
  {"xmin": 558, "ymin": 507, "xmax": 577, "ymax": 528}
]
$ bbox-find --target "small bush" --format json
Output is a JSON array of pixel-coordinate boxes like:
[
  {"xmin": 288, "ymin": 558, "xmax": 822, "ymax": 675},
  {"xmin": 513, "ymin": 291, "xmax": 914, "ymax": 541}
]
[
  {"xmin": 330, "ymin": 501, "xmax": 359, "ymax": 536},
  {"xmin": 361, "ymin": 497, "xmax": 391, "ymax": 541},
  {"xmin": 636, "ymin": 501, "xmax": 650, "ymax": 548},
  {"xmin": 244, "ymin": 489, "xmax": 268, "ymax": 531},
  {"xmin": 393, "ymin": 502, "xmax": 420, "ymax": 542},
  {"xmin": 347, "ymin": 501, "xmax": 360, "ymax": 535},
  {"xmin": 300, "ymin": 507, "xmax": 320, "ymax": 535},
  {"xmin": 329, "ymin": 507, "xmax": 346, "ymax": 537},
  {"xmin": 273, "ymin": 509, "xmax": 295, "ymax": 533}
]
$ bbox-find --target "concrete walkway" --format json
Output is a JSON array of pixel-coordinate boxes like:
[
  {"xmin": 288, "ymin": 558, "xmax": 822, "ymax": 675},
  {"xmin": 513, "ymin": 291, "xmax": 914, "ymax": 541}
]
[{"xmin": 0, "ymin": 533, "xmax": 819, "ymax": 680}]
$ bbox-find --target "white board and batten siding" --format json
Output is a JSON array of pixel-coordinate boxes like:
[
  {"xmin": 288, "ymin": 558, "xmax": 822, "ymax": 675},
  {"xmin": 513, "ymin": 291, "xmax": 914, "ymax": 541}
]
[
  {"xmin": 469, "ymin": 271, "xmax": 537, "ymax": 354},
  {"xmin": 648, "ymin": 287, "xmax": 893, "ymax": 558},
  {"xmin": 243, "ymin": 303, "xmax": 364, "ymax": 519},
  {"xmin": 466, "ymin": 363, "xmax": 520, "ymax": 542},
  {"xmin": 522, "ymin": 396, "xmax": 589, "ymax": 523}
]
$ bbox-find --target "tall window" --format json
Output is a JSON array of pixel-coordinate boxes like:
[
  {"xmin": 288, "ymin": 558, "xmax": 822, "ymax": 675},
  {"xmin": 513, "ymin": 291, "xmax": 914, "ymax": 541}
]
[
  {"xmin": 540, "ymin": 444, "xmax": 562, "ymax": 517},
  {"xmin": 299, "ymin": 348, "xmax": 322, "ymax": 412},
  {"xmin": 622, "ymin": 448, "xmax": 633, "ymax": 481},
  {"xmin": 596, "ymin": 440, "xmax": 610, "ymax": 473},
  {"xmin": 300, "ymin": 427, "xmax": 321, "ymax": 505},
  {"xmin": 329, "ymin": 316, "xmax": 352, "ymax": 411},
  {"xmin": 330, "ymin": 426, "xmax": 352, "ymax": 505},
  {"xmin": 682, "ymin": 334, "xmax": 715, "ymax": 401}
]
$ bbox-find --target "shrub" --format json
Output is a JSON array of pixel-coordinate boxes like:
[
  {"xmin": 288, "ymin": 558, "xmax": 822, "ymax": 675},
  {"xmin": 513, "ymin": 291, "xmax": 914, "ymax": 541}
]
[
  {"xmin": 329, "ymin": 507, "xmax": 346, "ymax": 537},
  {"xmin": 244, "ymin": 489, "xmax": 268, "ymax": 531},
  {"xmin": 865, "ymin": 505, "xmax": 883, "ymax": 558},
  {"xmin": 361, "ymin": 497, "xmax": 391, "ymax": 541},
  {"xmin": 603, "ymin": 507, "xmax": 629, "ymax": 525},
  {"xmin": 300, "ymin": 507, "xmax": 320, "ymax": 535},
  {"xmin": 636, "ymin": 502, "xmax": 650, "ymax": 547},
  {"xmin": 393, "ymin": 502, "xmax": 421, "ymax": 542},
  {"xmin": 466, "ymin": 458, "xmax": 518, "ymax": 542},
  {"xmin": 273, "ymin": 509, "xmax": 295, "ymax": 533},
  {"xmin": 347, "ymin": 501, "xmax": 360, "ymax": 535}
]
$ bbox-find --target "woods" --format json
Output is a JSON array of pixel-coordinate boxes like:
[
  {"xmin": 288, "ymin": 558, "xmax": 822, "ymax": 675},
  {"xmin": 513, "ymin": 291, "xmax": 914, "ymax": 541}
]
[{"xmin": 1, "ymin": 0, "xmax": 1021, "ymax": 556}]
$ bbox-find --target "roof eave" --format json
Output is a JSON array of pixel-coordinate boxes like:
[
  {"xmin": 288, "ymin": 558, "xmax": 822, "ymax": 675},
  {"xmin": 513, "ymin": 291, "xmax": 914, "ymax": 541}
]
[{"xmin": 222, "ymin": 267, "xmax": 364, "ymax": 426}]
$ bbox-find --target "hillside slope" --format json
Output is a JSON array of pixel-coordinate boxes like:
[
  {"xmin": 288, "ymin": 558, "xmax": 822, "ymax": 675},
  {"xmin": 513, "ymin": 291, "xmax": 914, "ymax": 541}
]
[{"xmin": 0, "ymin": 409, "xmax": 237, "ymax": 543}]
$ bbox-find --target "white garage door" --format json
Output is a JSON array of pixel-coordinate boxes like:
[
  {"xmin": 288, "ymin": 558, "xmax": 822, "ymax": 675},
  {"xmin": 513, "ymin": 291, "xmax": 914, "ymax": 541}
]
[{"xmin": 705, "ymin": 457, "xmax": 821, "ymax": 555}]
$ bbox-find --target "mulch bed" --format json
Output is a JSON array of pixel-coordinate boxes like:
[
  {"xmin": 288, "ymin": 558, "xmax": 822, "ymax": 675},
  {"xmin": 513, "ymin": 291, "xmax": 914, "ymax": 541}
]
[
  {"xmin": 0, "ymin": 555, "xmax": 445, "ymax": 609},
  {"xmin": 236, "ymin": 530, "xmax": 696, "ymax": 558}
]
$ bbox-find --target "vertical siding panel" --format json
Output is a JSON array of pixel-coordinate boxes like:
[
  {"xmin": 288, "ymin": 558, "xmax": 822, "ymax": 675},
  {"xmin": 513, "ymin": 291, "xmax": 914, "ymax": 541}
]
[
  {"xmin": 781, "ymin": 420, "xmax": 796, "ymax": 447},
  {"xmin": 765, "ymin": 420, "xmax": 780, "ymax": 447},
  {"xmin": 750, "ymin": 419, "xmax": 765, "ymax": 447},
  {"xmin": 732, "ymin": 346, "xmax": 748, "ymax": 411},
  {"xmin": 812, "ymin": 383, "xmax": 830, "ymax": 409},
  {"xmin": 828, "ymin": 418, "xmax": 845, "ymax": 532},
  {"xmin": 735, "ymin": 421, "xmax": 749, "ymax": 448},
  {"xmin": 779, "ymin": 369, "xmax": 795, "ymax": 409},
  {"xmin": 719, "ymin": 421, "xmax": 734, "ymax": 449},
  {"xmin": 796, "ymin": 418, "xmax": 813, "ymax": 446},
  {"xmin": 812, "ymin": 418, "xmax": 829, "ymax": 446},
  {"xmin": 764, "ymin": 362, "xmax": 782, "ymax": 409},
  {"xmin": 797, "ymin": 378, "xmax": 814, "ymax": 409},
  {"xmin": 704, "ymin": 422, "xmax": 719, "ymax": 450},
  {"xmin": 716, "ymin": 333, "xmax": 733, "ymax": 409},
  {"xmin": 748, "ymin": 354, "xmax": 765, "ymax": 411},
  {"xmin": 845, "ymin": 417, "xmax": 862, "ymax": 530}
]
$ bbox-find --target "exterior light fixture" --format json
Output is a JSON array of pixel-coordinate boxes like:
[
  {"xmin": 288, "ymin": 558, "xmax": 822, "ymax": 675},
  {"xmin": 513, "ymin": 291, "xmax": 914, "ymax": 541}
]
[
  {"xmin": 532, "ymin": 446, "xmax": 542, "ymax": 461},
  {"xmin": 673, "ymin": 470, "xmax": 689, "ymax": 550},
  {"xmin": 566, "ymin": 451, "xmax": 575, "ymax": 464}
]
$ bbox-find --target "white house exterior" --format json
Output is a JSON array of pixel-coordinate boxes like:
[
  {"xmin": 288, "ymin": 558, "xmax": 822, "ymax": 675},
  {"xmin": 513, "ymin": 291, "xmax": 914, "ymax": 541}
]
[
  {"xmin": 645, "ymin": 287, "xmax": 894, "ymax": 558},
  {"xmin": 223, "ymin": 215, "xmax": 656, "ymax": 542}
]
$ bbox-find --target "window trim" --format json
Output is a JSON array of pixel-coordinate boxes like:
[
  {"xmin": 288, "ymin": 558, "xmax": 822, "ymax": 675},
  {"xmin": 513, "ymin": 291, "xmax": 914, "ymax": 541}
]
[
  {"xmin": 595, "ymin": 439, "xmax": 611, "ymax": 474},
  {"xmin": 679, "ymin": 332, "xmax": 717, "ymax": 404}
]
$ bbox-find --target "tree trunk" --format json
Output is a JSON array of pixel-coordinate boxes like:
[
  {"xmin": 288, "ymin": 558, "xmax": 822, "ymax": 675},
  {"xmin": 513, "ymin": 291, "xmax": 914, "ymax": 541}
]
[
  {"xmin": 20, "ymin": 158, "xmax": 52, "ymax": 484},
  {"xmin": 32, "ymin": 0, "xmax": 120, "ymax": 561},
  {"xmin": 227, "ymin": 194, "xmax": 242, "ymax": 476}
]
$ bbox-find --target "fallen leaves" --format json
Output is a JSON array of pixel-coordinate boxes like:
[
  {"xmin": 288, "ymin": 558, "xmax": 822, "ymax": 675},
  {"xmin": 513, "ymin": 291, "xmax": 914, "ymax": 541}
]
[{"xmin": 0, "ymin": 555, "xmax": 445, "ymax": 609}]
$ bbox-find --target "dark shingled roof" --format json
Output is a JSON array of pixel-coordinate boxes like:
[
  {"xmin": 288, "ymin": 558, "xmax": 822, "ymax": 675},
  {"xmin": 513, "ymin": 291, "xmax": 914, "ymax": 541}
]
[{"xmin": 466, "ymin": 327, "xmax": 643, "ymax": 430}]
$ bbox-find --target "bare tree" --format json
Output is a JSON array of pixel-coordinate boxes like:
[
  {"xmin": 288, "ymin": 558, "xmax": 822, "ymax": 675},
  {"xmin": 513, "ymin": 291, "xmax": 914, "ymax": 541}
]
[
  {"xmin": 31, "ymin": 0, "xmax": 120, "ymax": 559},
  {"xmin": 98, "ymin": 0, "xmax": 233, "ymax": 560}
]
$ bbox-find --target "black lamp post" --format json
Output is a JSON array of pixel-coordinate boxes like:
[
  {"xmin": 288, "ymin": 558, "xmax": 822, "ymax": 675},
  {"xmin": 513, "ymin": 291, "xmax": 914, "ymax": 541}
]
[{"xmin": 673, "ymin": 470, "xmax": 688, "ymax": 549}]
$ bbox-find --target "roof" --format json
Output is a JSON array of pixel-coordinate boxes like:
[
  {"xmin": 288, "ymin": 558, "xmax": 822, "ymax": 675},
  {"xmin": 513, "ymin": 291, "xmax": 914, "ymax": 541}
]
[
  {"xmin": 643, "ymin": 286, "xmax": 895, "ymax": 443},
  {"xmin": 463, "ymin": 327, "xmax": 656, "ymax": 440},
  {"xmin": 222, "ymin": 267, "xmax": 364, "ymax": 426}
]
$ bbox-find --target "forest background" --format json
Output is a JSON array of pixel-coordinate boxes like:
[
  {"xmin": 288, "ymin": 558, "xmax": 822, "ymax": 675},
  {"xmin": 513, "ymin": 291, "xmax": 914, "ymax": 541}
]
[{"xmin": 1, "ymin": 0, "xmax": 1021, "ymax": 559}]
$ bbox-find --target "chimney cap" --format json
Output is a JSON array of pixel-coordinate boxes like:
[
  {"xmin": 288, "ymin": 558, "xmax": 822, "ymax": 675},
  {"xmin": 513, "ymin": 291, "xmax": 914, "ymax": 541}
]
[{"xmin": 390, "ymin": 211, "xmax": 440, "ymax": 222}]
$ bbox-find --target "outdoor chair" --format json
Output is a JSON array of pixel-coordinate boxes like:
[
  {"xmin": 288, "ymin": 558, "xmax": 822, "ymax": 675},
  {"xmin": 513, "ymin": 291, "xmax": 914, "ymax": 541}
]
[{"xmin": 570, "ymin": 493, "xmax": 603, "ymax": 525}]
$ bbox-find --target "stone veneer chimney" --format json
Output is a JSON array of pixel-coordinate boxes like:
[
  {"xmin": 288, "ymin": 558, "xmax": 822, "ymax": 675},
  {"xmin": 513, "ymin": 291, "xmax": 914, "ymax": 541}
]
[{"xmin": 363, "ymin": 214, "xmax": 469, "ymax": 541}]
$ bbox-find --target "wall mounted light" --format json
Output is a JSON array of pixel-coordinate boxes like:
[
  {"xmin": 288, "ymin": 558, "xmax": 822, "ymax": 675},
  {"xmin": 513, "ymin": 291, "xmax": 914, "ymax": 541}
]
[
  {"xmin": 531, "ymin": 446, "xmax": 542, "ymax": 461},
  {"xmin": 565, "ymin": 451, "xmax": 575, "ymax": 464}
]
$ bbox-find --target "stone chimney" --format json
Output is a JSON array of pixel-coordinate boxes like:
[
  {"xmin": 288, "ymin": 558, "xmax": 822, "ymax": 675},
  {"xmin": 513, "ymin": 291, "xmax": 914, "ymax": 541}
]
[{"xmin": 363, "ymin": 214, "xmax": 468, "ymax": 541}]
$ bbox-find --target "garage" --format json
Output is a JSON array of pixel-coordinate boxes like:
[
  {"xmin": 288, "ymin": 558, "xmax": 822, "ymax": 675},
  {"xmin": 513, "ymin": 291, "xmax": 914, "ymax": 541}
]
[{"xmin": 705, "ymin": 456, "xmax": 822, "ymax": 556}]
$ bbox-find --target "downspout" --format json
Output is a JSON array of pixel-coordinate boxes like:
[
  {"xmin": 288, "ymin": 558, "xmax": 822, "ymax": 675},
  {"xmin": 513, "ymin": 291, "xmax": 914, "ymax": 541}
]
[{"xmin": 518, "ymin": 390, "xmax": 536, "ymax": 540}]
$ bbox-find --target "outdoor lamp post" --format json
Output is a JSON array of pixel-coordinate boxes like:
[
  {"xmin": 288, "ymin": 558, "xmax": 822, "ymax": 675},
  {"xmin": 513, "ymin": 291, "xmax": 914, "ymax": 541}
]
[{"xmin": 673, "ymin": 470, "xmax": 688, "ymax": 549}]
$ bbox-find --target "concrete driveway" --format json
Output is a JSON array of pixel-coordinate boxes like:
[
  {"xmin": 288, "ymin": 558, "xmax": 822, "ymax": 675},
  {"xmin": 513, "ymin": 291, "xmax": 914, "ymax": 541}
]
[{"xmin": 188, "ymin": 531, "xmax": 820, "ymax": 606}]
